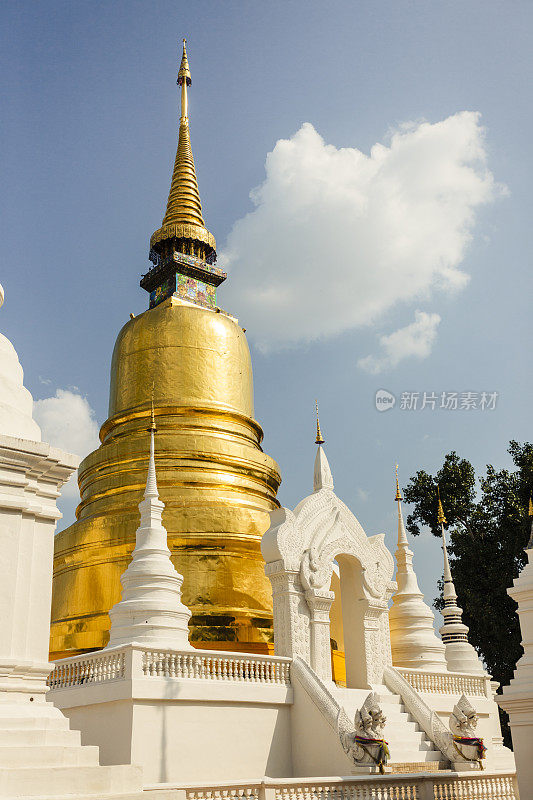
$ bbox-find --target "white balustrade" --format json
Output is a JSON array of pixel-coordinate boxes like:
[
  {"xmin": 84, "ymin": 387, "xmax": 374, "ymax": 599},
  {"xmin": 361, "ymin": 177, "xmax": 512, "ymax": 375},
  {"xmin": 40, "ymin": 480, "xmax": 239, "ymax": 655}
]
[
  {"xmin": 47, "ymin": 650, "xmax": 125, "ymax": 689},
  {"xmin": 48, "ymin": 646, "xmax": 291, "ymax": 690},
  {"xmin": 179, "ymin": 773, "xmax": 517, "ymax": 800},
  {"xmin": 140, "ymin": 648, "xmax": 291, "ymax": 685},
  {"xmin": 397, "ymin": 668, "xmax": 489, "ymax": 697}
]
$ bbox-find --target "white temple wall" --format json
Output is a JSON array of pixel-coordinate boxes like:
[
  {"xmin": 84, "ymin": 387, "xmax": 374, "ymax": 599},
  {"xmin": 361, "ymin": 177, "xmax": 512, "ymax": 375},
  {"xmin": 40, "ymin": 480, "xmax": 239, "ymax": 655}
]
[
  {"xmin": 62, "ymin": 700, "xmax": 134, "ymax": 768},
  {"xmin": 289, "ymin": 675, "xmax": 353, "ymax": 778},
  {"xmin": 132, "ymin": 701, "xmax": 292, "ymax": 784},
  {"xmin": 51, "ymin": 677, "xmax": 294, "ymax": 785}
]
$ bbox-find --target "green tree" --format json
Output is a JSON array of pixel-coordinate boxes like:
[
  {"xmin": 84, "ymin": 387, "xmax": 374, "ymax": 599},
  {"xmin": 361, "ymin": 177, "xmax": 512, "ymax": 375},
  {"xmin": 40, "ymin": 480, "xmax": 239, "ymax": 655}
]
[{"xmin": 403, "ymin": 441, "xmax": 533, "ymax": 748}]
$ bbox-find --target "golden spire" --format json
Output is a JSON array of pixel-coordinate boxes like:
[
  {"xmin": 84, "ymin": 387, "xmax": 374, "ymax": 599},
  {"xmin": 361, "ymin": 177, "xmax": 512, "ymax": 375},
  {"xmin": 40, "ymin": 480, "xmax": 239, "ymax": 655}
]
[
  {"xmin": 315, "ymin": 400, "xmax": 325, "ymax": 445},
  {"xmin": 148, "ymin": 401, "xmax": 156, "ymax": 433},
  {"xmin": 148, "ymin": 383, "xmax": 156, "ymax": 433},
  {"xmin": 395, "ymin": 464, "xmax": 402, "ymax": 502},
  {"xmin": 529, "ymin": 496, "xmax": 533, "ymax": 517},
  {"xmin": 150, "ymin": 39, "xmax": 216, "ymax": 261},
  {"xmin": 437, "ymin": 487, "xmax": 447, "ymax": 526},
  {"xmin": 177, "ymin": 38, "xmax": 191, "ymax": 86}
]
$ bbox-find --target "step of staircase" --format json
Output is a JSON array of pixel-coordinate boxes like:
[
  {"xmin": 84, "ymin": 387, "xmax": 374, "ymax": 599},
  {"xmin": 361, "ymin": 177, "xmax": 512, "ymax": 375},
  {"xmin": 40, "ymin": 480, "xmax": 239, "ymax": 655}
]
[
  {"xmin": 389, "ymin": 761, "xmax": 452, "ymax": 774},
  {"xmin": 0, "ymin": 744, "xmax": 100, "ymax": 767},
  {"xmin": 0, "ymin": 764, "xmax": 143, "ymax": 798},
  {"xmin": 0, "ymin": 727, "xmax": 81, "ymax": 746},
  {"xmin": 389, "ymin": 748, "xmax": 444, "ymax": 762},
  {"xmin": 0, "ymin": 714, "xmax": 71, "ymax": 731},
  {"xmin": 15, "ymin": 794, "xmax": 169, "ymax": 800},
  {"xmin": 332, "ymin": 684, "xmax": 448, "ymax": 766}
]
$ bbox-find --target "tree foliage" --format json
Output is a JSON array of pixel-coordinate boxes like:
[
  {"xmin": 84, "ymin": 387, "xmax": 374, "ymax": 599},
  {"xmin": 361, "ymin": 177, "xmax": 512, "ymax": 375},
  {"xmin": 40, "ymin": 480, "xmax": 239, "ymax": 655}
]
[{"xmin": 403, "ymin": 441, "xmax": 533, "ymax": 747}]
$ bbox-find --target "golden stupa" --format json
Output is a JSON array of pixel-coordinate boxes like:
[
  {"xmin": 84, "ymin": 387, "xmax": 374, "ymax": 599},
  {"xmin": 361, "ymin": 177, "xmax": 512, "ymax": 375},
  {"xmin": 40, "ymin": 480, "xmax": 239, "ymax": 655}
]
[{"xmin": 50, "ymin": 41, "xmax": 281, "ymax": 660}]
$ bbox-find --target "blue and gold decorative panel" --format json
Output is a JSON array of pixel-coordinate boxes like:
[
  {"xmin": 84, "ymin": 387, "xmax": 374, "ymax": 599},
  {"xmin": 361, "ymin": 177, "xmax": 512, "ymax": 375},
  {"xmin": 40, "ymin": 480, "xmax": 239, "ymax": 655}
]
[
  {"xmin": 150, "ymin": 276, "xmax": 176, "ymax": 308},
  {"xmin": 175, "ymin": 274, "xmax": 217, "ymax": 308}
]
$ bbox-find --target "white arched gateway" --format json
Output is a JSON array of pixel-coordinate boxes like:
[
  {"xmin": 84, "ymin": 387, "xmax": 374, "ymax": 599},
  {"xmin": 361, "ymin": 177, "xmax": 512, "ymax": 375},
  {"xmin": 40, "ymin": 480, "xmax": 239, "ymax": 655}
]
[{"xmin": 261, "ymin": 443, "xmax": 396, "ymax": 688}]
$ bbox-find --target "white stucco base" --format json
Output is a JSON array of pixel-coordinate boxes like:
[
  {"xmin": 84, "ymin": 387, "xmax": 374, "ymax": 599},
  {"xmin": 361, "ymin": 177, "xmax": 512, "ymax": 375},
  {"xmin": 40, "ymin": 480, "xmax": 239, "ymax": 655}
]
[
  {"xmin": 48, "ymin": 646, "xmax": 515, "ymax": 786},
  {"xmin": 50, "ymin": 673, "xmax": 293, "ymax": 785}
]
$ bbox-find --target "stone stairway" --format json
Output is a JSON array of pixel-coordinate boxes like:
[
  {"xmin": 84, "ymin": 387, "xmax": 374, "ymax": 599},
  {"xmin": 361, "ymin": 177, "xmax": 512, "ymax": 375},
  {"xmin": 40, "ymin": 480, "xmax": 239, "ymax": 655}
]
[
  {"xmin": 332, "ymin": 684, "xmax": 451, "ymax": 772},
  {"xmin": 0, "ymin": 701, "xmax": 143, "ymax": 799}
]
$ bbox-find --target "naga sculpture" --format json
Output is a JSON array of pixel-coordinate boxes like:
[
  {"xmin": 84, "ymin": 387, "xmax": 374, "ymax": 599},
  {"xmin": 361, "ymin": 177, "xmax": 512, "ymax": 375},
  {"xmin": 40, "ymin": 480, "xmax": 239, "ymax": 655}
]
[
  {"xmin": 338, "ymin": 692, "xmax": 390, "ymax": 773},
  {"xmin": 449, "ymin": 694, "xmax": 486, "ymax": 769}
]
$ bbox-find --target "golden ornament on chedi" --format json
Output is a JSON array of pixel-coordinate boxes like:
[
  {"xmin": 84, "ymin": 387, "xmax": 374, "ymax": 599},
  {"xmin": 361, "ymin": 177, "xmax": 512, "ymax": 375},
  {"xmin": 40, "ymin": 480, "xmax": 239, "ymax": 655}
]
[{"xmin": 50, "ymin": 42, "xmax": 281, "ymax": 660}]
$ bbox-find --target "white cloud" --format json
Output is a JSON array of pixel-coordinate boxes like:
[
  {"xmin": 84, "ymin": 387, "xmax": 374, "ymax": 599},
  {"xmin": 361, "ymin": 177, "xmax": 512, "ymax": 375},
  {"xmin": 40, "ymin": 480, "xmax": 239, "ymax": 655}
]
[
  {"xmin": 33, "ymin": 389, "xmax": 100, "ymax": 499},
  {"xmin": 358, "ymin": 310, "xmax": 441, "ymax": 374},
  {"xmin": 223, "ymin": 112, "xmax": 502, "ymax": 351}
]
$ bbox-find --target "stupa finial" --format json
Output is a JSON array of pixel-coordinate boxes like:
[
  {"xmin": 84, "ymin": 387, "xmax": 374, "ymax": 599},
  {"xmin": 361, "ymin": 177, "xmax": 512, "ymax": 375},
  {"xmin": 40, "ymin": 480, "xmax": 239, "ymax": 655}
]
[
  {"xmin": 148, "ymin": 384, "xmax": 156, "ymax": 433},
  {"xmin": 145, "ymin": 388, "xmax": 158, "ymax": 499},
  {"xmin": 315, "ymin": 400, "xmax": 325, "ymax": 445},
  {"xmin": 395, "ymin": 464, "xmax": 402, "ymax": 502},
  {"xmin": 149, "ymin": 38, "xmax": 217, "ymax": 265},
  {"xmin": 177, "ymin": 38, "xmax": 192, "ymax": 88},
  {"xmin": 437, "ymin": 486, "xmax": 447, "ymax": 526},
  {"xmin": 395, "ymin": 464, "xmax": 408, "ymax": 547},
  {"xmin": 313, "ymin": 405, "xmax": 332, "ymax": 492}
]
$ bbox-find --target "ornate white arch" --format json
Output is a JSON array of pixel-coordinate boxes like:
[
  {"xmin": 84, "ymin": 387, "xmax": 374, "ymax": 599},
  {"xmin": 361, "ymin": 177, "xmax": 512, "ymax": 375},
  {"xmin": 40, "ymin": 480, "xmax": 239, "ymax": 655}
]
[{"xmin": 261, "ymin": 446, "xmax": 396, "ymax": 686}]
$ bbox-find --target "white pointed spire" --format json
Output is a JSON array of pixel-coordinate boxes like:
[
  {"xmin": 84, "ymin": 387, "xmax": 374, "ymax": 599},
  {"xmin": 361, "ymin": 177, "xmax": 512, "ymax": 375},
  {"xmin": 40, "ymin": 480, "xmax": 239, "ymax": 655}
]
[
  {"xmin": 437, "ymin": 491, "xmax": 484, "ymax": 675},
  {"xmin": 107, "ymin": 407, "xmax": 192, "ymax": 649},
  {"xmin": 389, "ymin": 466, "xmax": 447, "ymax": 670},
  {"xmin": 313, "ymin": 402, "xmax": 333, "ymax": 491},
  {"xmin": 145, "ymin": 403, "xmax": 158, "ymax": 498},
  {"xmin": 314, "ymin": 445, "xmax": 334, "ymax": 492}
]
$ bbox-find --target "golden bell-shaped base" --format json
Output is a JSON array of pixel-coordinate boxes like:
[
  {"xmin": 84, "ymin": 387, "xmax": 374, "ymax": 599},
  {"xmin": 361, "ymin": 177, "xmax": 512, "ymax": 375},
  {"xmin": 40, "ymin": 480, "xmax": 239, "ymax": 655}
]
[{"xmin": 50, "ymin": 297, "xmax": 281, "ymax": 660}]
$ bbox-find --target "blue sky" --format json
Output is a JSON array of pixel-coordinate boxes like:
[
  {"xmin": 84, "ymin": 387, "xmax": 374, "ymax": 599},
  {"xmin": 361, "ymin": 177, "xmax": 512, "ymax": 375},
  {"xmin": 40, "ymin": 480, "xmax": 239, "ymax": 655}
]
[{"xmin": 1, "ymin": 1, "xmax": 532, "ymax": 610}]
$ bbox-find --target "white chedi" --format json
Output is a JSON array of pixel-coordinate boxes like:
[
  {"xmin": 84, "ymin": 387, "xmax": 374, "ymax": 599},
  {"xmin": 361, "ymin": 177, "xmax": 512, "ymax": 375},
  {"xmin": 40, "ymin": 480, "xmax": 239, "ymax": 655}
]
[
  {"xmin": 0, "ymin": 286, "xmax": 143, "ymax": 798},
  {"xmin": 107, "ymin": 414, "xmax": 192, "ymax": 649},
  {"xmin": 389, "ymin": 472, "xmax": 447, "ymax": 670},
  {"xmin": 438, "ymin": 501, "xmax": 484, "ymax": 675},
  {"xmin": 0, "ymin": 284, "xmax": 41, "ymax": 441}
]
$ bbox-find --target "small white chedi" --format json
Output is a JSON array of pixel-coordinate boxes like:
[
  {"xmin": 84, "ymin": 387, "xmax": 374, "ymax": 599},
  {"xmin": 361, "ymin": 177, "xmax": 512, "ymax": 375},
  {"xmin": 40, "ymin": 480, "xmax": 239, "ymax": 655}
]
[
  {"xmin": 437, "ymin": 494, "xmax": 485, "ymax": 675},
  {"xmin": 389, "ymin": 468, "xmax": 447, "ymax": 671},
  {"xmin": 107, "ymin": 405, "xmax": 192, "ymax": 649}
]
